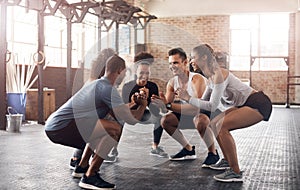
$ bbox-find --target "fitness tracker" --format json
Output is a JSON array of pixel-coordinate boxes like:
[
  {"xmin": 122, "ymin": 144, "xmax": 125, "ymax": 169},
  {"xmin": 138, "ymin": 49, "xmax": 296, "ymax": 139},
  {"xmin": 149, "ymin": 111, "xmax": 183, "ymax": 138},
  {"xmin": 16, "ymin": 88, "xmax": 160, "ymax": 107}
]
[{"xmin": 165, "ymin": 103, "xmax": 172, "ymax": 110}]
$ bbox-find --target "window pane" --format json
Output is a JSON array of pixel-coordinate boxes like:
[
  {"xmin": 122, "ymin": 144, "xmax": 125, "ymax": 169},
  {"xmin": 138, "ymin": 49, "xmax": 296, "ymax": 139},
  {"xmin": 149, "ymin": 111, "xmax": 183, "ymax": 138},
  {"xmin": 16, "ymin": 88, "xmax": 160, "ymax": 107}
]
[
  {"xmin": 230, "ymin": 14, "xmax": 289, "ymax": 71},
  {"xmin": 230, "ymin": 56, "xmax": 251, "ymax": 71},
  {"xmin": 119, "ymin": 25, "xmax": 130, "ymax": 55},
  {"xmin": 259, "ymin": 14, "xmax": 289, "ymax": 56}
]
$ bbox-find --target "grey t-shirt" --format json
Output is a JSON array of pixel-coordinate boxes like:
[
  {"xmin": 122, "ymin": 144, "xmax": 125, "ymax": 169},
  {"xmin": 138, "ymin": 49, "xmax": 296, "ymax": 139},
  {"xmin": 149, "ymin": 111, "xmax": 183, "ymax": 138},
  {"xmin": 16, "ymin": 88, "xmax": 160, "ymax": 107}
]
[{"xmin": 45, "ymin": 77, "xmax": 124, "ymax": 132}]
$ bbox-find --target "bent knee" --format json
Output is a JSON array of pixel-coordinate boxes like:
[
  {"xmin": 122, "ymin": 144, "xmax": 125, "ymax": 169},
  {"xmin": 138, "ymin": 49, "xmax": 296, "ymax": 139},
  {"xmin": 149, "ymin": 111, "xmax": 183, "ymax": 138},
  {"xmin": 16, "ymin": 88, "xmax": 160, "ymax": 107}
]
[
  {"xmin": 193, "ymin": 114, "xmax": 210, "ymax": 130},
  {"xmin": 161, "ymin": 114, "xmax": 177, "ymax": 129}
]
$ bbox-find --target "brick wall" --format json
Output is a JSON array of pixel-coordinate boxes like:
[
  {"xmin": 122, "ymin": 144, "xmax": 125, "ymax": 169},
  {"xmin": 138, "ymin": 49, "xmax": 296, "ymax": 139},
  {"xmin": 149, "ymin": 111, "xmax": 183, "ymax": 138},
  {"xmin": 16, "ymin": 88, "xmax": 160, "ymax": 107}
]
[{"xmin": 145, "ymin": 14, "xmax": 296, "ymax": 104}]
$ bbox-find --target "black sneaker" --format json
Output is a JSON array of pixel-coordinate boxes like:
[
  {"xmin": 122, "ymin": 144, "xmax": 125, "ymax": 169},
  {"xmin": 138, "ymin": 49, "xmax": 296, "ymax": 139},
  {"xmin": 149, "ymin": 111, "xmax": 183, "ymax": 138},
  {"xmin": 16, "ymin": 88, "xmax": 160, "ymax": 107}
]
[
  {"xmin": 79, "ymin": 173, "xmax": 116, "ymax": 189},
  {"xmin": 202, "ymin": 150, "xmax": 220, "ymax": 168},
  {"xmin": 111, "ymin": 147, "xmax": 118, "ymax": 157},
  {"xmin": 69, "ymin": 158, "xmax": 81, "ymax": 170},
  {"xmin": 169, "ymin": 146, "xmax": 196, "ymax": 160},
  {"xmin": 72, "ymin": 165, "xmax": 89, "ymax": 178}
]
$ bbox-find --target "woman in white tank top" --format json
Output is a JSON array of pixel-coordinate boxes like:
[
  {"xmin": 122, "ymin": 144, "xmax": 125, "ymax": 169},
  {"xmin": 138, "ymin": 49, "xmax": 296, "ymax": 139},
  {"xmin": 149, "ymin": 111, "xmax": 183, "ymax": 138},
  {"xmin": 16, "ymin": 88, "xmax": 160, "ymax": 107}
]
[{"xmin": 177, "ymin": 44, "xmax": 272, "ymax": 183}]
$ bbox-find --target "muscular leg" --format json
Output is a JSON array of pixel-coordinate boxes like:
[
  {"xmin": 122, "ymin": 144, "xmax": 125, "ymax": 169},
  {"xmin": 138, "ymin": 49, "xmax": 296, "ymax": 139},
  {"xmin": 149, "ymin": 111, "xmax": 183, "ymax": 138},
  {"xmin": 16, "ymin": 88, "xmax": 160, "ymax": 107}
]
[
  {"xmin": 213, "ymin": 106, "xmax": 263, "ymax": 173},
  {"xmin": 161, "ymin": 113, "xmax": 193, "ymax": 151},
  {"xmin": 78, "ymin": 145, "xmax": 94, "ymax": 168},
  {"xmin": 84, "ymin": 119, "xmax": 122, "ymax": 177},
  {"xmin": 193, "ymin": 114, "xmax": 216, "ymax": 154}
]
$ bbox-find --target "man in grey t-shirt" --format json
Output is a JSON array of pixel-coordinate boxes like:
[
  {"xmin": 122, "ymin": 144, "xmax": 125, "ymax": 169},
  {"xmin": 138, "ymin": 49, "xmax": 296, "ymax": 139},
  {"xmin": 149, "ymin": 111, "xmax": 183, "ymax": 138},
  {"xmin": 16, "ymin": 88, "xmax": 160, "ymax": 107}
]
[{"xmin": 45, "ymin": 55, "xmax": 147, "ymax": 190}]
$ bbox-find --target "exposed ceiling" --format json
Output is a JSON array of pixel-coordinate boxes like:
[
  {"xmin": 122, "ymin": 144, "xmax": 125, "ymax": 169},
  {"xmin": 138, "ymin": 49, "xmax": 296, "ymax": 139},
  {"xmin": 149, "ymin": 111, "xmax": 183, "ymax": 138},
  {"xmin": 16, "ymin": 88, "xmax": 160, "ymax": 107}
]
[{"xmin": 141, "ymin": 0, "xmax": 299, "ymax": 17}]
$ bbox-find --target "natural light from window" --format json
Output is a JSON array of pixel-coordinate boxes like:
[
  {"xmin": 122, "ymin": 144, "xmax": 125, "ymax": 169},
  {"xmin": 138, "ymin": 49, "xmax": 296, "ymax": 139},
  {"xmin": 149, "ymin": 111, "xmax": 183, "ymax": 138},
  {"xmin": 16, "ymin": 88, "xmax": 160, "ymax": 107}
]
[{"xmin": 230, "ymin": 13, "xmax": 289, "ymax": 71}]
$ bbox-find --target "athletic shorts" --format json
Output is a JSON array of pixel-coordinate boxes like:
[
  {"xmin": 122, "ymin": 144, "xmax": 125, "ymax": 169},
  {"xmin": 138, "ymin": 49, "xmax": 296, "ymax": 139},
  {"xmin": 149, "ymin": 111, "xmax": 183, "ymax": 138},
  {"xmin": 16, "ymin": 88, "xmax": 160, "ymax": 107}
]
[
  {"xmin": 239, "ymin": 91, "xmax": 272, "ymax": 121},
  {"xmin": 45, "ymin": 119, "xmax": 86, "ymax": 150},
  {"xmin": 172, "ymin": 109, "xmax": 222, "ymax": 129}
]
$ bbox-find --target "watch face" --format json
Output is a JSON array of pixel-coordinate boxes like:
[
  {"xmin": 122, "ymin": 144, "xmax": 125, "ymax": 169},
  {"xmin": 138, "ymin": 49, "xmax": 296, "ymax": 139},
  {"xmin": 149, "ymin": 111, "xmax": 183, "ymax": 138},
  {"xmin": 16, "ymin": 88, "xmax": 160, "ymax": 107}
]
[{"xmin": 166, "ymin": 103, "xmax": 171, "ymax": 109}]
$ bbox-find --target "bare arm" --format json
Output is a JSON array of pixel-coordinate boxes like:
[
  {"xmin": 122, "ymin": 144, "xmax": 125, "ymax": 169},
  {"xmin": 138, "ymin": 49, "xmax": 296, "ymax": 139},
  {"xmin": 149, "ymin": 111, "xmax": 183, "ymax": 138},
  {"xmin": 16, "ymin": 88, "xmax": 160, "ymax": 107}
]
[
  {"xmin": 188, "ymin": 68, "xmax": 227, "ymax": 112},
  {"xmin": 165, "ymin": 78, "xmax": 176, "ymax": 103},
  {"xmin": 191, "ymin": 74, "xmax": 207, "ymax": 98},
  {"xmin": 168, "ymin": 74, "xmax": 205, "ymax": 115},
  {"xmin": 168, "ymin": 103, "xmax": 200, "ymax": 115},
  {"xmin": 113, "ymin": 94, "xmax": 147, "ymax": 125}
]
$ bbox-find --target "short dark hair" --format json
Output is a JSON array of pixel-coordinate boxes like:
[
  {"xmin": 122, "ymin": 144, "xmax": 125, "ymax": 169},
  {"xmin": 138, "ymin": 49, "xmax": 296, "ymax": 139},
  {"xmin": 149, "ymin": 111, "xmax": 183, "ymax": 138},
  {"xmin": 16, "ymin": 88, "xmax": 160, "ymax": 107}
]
[
  {"xmin": 105, "ymin": 54, "xmax": 126, "ymax": 73},
  {"xmin": 91, "ymin": 48, "xmax": 115, "ymax": 79},
  {"xmin": 168, "ymin": 48, "xmax": 187, "ymax": 61},
  {"xmin": 134, "ymin": 52, "xmax": 154, "ymax": 65}
]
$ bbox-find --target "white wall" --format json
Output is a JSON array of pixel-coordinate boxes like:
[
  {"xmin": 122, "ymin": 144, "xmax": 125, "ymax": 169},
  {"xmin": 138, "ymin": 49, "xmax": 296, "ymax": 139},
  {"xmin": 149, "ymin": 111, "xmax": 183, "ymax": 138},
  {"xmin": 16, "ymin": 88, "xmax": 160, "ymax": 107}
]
[{"xmin": 143, "ymin": 0, "xmax": 299, "ymax": 17}]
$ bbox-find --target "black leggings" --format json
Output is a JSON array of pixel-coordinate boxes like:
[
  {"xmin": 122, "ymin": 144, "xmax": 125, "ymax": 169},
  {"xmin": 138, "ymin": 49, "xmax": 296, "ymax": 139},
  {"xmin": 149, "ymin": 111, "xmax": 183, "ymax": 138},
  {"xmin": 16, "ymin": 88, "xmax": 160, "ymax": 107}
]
[
  {"xmin": 153, "ymin": 126, "xmax": 163, "ymax": 145},
  {"xmin": 142, "ymin": 109, "xmax": 164, "ymax": 145}
]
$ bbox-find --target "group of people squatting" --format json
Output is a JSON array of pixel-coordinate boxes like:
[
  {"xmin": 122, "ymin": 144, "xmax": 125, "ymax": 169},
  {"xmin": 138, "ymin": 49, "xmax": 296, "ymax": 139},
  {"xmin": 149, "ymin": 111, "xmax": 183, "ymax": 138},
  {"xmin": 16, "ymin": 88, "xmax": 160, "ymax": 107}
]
[{"xmin": 45, "ymin": 44, "xmax": 273, "ymax": 189}]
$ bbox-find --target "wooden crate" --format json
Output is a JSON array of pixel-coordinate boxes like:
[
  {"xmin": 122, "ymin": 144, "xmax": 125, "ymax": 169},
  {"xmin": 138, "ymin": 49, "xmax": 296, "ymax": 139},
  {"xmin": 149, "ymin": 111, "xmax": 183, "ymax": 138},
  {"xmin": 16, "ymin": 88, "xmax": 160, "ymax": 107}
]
[{"xmin": 26, "ymin": 89, "xmax": 56, "ymax": 121}]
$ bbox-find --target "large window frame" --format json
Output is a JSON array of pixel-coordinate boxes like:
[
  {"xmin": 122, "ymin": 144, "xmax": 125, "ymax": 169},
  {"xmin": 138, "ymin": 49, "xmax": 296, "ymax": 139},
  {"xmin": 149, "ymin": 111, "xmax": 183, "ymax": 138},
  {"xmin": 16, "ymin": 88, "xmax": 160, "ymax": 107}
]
[
  {"xmin": 230, "ymin": 13, "xmax": 289, "ymax": 71},
  {"xmin": 7, "ymin": 6, "xmax": 38, "ymax": 65},
  {"xmin": 7, "ymin": 6, "xmax": 133, "ymax": 68}
]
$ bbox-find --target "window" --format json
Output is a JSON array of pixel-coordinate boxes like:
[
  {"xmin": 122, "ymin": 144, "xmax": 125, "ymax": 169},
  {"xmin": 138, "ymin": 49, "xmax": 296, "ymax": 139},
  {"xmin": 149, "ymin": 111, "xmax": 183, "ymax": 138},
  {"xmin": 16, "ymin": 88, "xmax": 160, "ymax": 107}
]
[
  {"xmin": 7, "ymin": 6, "xmax": 38, "ymax": 64},
  {"xmin": 6, "ymin": 6, "xmax": 133, "ymax": 69},
  {"xmin": 44, "ymin": 13, "xmax": 98, "ymax": 68},
  {"xmin": 230, "ymin": 14, "xmax": 289, "ymax": 71}
]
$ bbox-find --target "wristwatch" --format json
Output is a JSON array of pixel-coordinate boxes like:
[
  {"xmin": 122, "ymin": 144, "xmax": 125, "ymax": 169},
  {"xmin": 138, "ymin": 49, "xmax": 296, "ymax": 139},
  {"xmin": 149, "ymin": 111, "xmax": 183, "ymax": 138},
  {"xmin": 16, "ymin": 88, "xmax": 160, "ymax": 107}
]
[{"xmin": 165, "ymin": 103, "xmax": 172, "ymax": 110}]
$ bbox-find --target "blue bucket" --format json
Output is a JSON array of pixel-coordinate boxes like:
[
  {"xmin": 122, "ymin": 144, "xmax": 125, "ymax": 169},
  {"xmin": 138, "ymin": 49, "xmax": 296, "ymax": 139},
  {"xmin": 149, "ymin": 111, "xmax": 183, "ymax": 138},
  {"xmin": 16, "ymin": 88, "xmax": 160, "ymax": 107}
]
[{"xmin": 7, "ymin": 93, "xmax": 26, "ymax": 121}]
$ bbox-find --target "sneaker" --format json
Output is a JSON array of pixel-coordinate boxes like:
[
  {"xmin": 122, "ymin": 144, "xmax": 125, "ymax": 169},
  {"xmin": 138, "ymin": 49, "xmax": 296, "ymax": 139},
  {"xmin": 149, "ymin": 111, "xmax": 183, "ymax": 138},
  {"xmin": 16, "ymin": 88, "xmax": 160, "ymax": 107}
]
[
  {"xmin": 69, "ymin": 158, "xmax": 81, "ymax": 170},
  {"xmin": 169, "ymin": 146, "xmax": 196, "ymax": 161},
  {"xmin": 104, "ymin": 155, "xmax": 118, "ymax": 163},
  {"xmin": 111, "ymin": 147, "xmax": 118, "ymax": 157},
  {"xmin": 79, "ymin": 173, "xmax": 116, "ymax": 190},
  {"xmin": 72, "ymin": 165, "xmax": 89, "ymax": 178},
  {"xmin": 150, "ymin": 146, "xmax": 168, "ymax": 157},
  {"xmin": 202, "ymin": 150, "xmax": 220, "ymax": 168},
  {"xmin": 210, "ymin": 158, "xmax": 230, "ymax": 170},
  {"xmin": 213, "ymin": 168, "xmax": 243, "ymax": 182}
]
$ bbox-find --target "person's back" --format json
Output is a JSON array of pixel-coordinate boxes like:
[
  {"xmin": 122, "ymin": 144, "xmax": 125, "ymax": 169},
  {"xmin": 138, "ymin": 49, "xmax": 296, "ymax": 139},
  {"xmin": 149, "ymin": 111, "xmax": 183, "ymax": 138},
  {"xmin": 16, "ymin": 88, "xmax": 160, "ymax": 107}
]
[
  {"xmin": 68, "ymin": 48, "xmax": 116, "ymax": 168},
  {"xmin": 45, "ymin": 54, "xmax": 148, "ymax": 189}
]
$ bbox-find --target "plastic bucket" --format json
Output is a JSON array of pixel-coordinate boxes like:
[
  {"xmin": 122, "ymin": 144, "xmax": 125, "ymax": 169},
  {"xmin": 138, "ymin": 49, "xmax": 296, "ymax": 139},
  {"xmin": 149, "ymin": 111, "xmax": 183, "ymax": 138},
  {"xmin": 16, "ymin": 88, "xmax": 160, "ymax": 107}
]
[
  {"xmin": 7, "ymin": 93, "xmax": 26, "ymax": 121},
  {"xmin": 6, "ymin": 107, "xmax": 23, "ymax": 133}
]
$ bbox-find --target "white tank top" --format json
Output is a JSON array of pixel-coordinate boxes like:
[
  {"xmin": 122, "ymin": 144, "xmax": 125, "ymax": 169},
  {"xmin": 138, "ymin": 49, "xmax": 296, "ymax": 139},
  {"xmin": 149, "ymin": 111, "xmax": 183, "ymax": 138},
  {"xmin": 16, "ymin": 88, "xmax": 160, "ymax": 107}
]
[{"xmin": 173, "ymin": 72, "xmax": 202, "ymax": 97}]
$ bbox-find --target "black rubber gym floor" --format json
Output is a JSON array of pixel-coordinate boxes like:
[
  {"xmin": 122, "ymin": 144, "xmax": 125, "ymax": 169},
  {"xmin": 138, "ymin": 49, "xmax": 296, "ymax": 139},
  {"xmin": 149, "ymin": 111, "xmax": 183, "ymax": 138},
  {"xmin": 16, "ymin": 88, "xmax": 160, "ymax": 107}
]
[{"xmin": 0, "ymin": 106, "xmax": 299, "ymax": 190}]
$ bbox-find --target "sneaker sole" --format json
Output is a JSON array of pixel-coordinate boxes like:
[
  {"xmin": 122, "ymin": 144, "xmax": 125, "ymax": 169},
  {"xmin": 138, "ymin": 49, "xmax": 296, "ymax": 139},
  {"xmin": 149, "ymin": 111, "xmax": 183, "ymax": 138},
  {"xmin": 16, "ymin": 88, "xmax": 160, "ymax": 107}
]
[
  {"xmin": 79, "ymin": 181, "xmax": 116, "ymax": 190},
  {"xmin": 150, "ymin": 153, "xmax": 168, "ymax": 158},
  {"xmin": 103, "ymin": 158, "xmax": 117, "ymax": 163},
  {"xmin": 69, "ymin": 165, "xmax": 75, "ymax": 170},
  {"xmin": 213, "ymin": 176, "xmax": 243, "ymax": 183},
  {"xmin": 201, "ymin": 164, "xmax": 212, "ymax": 168},
  {"xmin": 72, "ymin": 172, "xmax": 84, "ymax": 178},
  {"xmin": 169, "ymin": 155, "xmax": 197, "ymax": 161},
  {"xmin": 209, "ymin": 166, "xmax": 231, "ymax": 170}
]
